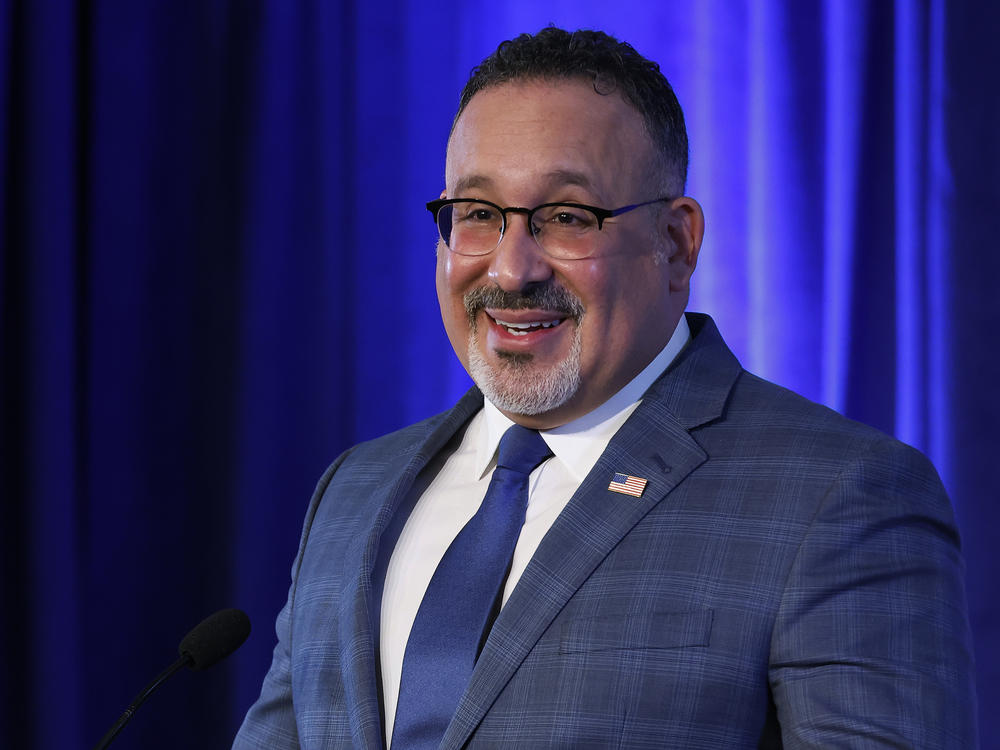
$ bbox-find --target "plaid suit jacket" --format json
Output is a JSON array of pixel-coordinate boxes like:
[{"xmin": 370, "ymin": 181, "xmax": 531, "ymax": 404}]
[{"xmin": 233, "ymin": 313, "xmax": 977, "ymax": 748}]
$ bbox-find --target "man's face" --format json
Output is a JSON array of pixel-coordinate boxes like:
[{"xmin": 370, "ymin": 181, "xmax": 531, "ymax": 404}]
[{"xmin": 437, "ymin": 79, "xmax": 702, "ymax": 429}]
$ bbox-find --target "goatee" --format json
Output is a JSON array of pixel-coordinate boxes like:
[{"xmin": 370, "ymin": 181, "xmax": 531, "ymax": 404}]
[{"xmin": 463, "ymin": 283, "xmax": 584, "ymax": 416}]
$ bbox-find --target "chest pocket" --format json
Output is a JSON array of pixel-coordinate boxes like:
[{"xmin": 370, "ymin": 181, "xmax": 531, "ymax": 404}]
[{"xmin": 558, "ymin": 609, "xmax": 714, "ymax": 655}]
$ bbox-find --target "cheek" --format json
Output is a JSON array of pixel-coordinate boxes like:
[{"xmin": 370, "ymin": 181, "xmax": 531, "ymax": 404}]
[
  {"xmin": 437, "ymin": 247, "xmax": 485, "ymax": 297},
  {"xmin": 559, "ymin": 258, "xmax": 624, "ymax": 324},
  {"xmin": 436, "ymin": 254, "xmax": 463, "ymax": 322},
  {"xmin": 574, "ymin": 260, "xmax": 667, "ymax": 346},
  {"xmin": 436, "ymin": 250, "xmax": 484, "ymax": 349}
]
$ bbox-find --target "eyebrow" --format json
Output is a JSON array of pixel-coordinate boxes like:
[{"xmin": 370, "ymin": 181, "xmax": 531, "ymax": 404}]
[
  {"xmin": 451, "ymin": 169, "xmax": 599, "ymax": 199},
  {"xmin": 452, "ymin": 175, "xmax": 494, "ymax": 195}
]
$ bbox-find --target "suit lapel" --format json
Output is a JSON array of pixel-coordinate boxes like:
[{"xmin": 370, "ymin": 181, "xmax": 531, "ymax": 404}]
[
  {"xmin": 335, "ymin": 389, "xmax": 485, "ymax": 749},
  {"xmin": 441, "ymin": 314, "xmax": 742, "ymax": 748}
]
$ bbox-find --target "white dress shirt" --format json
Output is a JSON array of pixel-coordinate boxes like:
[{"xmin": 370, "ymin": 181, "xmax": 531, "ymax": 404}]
[{"xmin": 380, "ymin": 316, "xmax": 691, "ymax": 743}]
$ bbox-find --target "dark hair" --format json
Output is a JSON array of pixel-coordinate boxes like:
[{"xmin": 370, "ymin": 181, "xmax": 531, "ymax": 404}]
[{"xmin": 455, "ymin": 27, "xmax": 689, "ymax": 195}]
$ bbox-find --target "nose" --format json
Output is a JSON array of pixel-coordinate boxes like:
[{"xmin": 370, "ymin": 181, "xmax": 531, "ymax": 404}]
[{"xmin": 488, "ymin": 214, "xmax": 554, "ymax": 292}]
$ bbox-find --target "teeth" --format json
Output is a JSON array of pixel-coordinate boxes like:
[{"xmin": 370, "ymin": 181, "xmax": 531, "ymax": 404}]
[{"xmin": 493, "ymin": 317, "xmax": 563, "ymax": 334}]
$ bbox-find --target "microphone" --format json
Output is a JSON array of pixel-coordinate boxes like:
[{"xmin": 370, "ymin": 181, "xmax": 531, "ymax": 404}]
[
  {"xmin": 178, "ymin": 607, "xmax": 252, "ymax": 670},
  {"xmin": 92, "ymin": 608, "xmax": 251, "ymax": 750}
]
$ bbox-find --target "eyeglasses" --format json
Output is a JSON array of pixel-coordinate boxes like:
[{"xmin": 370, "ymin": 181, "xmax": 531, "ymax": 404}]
[{"xmin": 426, "ymin": 196, "xmax": 670, "ymax": 260}]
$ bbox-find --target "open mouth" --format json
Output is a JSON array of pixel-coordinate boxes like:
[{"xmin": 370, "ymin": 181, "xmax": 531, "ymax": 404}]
[{"xmin": 490, "ymin": 315, "xmax": 566, "ymax": 336}]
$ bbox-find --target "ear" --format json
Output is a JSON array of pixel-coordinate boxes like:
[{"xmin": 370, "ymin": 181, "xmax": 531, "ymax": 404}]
[{"xmin": 660, "ymin": 196, "xmax": 704, "ymax": 292}]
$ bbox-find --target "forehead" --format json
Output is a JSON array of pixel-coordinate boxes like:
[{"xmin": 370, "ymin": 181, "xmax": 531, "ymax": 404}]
[{"xmin": 445, "ymin": 79, "xmax": 655, "ymax": 201}]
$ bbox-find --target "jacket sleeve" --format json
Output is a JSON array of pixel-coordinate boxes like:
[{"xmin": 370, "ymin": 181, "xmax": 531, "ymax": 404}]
[
  {"xmin": 232, "ymin": 452, "xmax": 352, "ymax": 749},
  {"xmin": 768, "ymin": 438, "xmax": 978, "ymax": 747},
  {"xmin": 231, "ymin": 593, "xmax": 301, "ymax": 749}
]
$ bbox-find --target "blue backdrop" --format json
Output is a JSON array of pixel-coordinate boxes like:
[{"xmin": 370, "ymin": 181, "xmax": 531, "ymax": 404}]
[{"xmin": 2, "ymin": 1, "xmax": 997, "ymax": 747}]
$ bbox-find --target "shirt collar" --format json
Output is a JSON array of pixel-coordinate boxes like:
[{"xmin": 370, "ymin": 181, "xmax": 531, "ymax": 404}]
[{"xmin": 476, "ymin": 315, "xmax": 691, "ymax": 481}]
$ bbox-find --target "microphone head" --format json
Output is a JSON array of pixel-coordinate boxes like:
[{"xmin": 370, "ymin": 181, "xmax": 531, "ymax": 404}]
[{"xmin": 178, "ymin": 608, "xmax": 251, "ymax": 671}]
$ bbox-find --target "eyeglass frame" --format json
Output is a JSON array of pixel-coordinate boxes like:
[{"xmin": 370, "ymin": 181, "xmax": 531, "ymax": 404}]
[{"xmin": 425, "ymin": 196, "xmax": 673, "ymax": 257}]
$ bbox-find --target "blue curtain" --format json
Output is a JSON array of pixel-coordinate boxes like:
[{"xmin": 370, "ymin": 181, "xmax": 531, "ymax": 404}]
[{"xmin": 2, "ymin": 1, "xmax": 996, "ymax": 747}]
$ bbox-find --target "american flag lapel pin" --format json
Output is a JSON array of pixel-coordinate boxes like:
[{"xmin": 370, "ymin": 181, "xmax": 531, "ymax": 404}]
[{"xmin": 608, "ymin": 472, "xmax": 647, "ymax": 497}]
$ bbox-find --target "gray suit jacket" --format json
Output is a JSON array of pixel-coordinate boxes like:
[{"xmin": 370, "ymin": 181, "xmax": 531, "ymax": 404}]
[{"xmin": 234, "ymin": 313, "xmax": 977, "ymax": 748}]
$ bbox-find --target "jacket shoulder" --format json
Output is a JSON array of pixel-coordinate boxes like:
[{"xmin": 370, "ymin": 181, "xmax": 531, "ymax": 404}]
[
  {"xmin": 725, "ymin": 369, "xmax": 933, "ymax": 464},
  {"xmin": 337, "ymin": 387, "xmax": 482, "ymax": 469}
]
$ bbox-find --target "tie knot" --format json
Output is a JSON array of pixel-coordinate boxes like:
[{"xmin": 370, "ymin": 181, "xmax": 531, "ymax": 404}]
[{"xmin": 496, "ymin": 425, "xmax": 553, "ymax": 475}]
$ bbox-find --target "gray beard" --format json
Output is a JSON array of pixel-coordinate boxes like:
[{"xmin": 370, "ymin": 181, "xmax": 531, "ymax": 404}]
[
  {"xmin": 467, "ymin": 324, "xmax": 582, "ymax": 415},
  {"xmin": 462, "ymin": 283, "xmax": 585, "ymax": 416}
]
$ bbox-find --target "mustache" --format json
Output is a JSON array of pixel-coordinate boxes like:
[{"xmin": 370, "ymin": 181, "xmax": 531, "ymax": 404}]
[{"xmin": 464, "ymin": 284, "xmax": 585, "ymax": 324}]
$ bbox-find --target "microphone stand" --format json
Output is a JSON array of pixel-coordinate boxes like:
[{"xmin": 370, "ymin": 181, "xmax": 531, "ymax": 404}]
[
  {"xmin": 90, "ymin": 608, "xmax": 249, "ymax": 748},
  {"xmin": 91, "ymin": 653, "xmax": 192, "ymax": 750}
]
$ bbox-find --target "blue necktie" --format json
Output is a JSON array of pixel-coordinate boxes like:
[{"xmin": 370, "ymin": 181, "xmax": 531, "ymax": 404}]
[{"xmin": 391, "ymin": 425, "xmax": 552, "ymax": 749}]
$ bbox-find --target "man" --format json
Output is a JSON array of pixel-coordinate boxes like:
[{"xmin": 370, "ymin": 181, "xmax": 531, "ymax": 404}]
[{"xmin": 234, "ymin": 28, "xmax": 976, "ymax": 748}]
